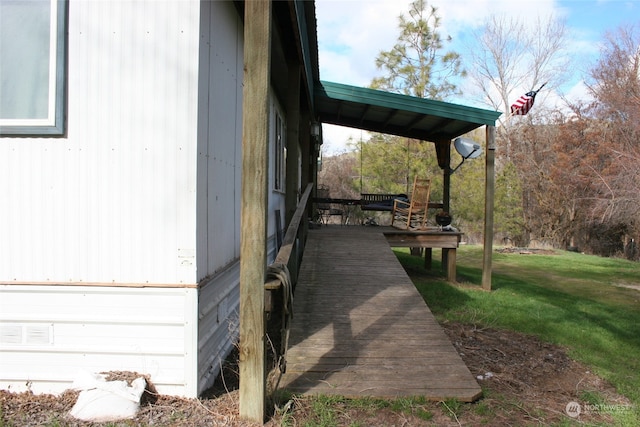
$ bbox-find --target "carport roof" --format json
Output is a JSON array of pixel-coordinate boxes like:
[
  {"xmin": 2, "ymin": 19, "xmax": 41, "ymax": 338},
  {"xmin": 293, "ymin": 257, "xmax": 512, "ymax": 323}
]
[{"xmin": 314, "ymin": 80, "xmax": 502, "ymax": 142}]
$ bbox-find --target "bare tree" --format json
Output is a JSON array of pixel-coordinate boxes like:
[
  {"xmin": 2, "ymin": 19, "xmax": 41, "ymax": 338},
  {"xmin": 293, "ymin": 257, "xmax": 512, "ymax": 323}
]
[
  {"xmin": 588, "ymin": 24, "xmax": 640, "ymax": 141},
  {"xmin": 467, "ymin": 14, "xmax": 570, "ymax": 124},
  {"xmin": 585, "ymin": 24, "xmax": 640, "ymax": 240},
  {"xmin": 317, "ymin": 151, "xmax": 360, "ymax": 199}
]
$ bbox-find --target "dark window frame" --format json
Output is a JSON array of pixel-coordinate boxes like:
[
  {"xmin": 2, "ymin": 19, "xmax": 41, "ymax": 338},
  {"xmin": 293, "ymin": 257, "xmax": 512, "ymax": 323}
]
[{"xmin": 0, "ymin": 0, "xmax": 68, "ymax": 136}]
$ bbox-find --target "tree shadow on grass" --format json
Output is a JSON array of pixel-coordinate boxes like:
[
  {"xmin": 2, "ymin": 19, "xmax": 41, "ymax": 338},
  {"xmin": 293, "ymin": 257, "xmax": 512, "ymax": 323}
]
[
  {"xmin": 393, "ymin": 250, "xmax": 473, "ymax": 316},
  {"xmin": 396, "ymin": 249, "xmax": 640, "ymax": 387},
  {"xmin": 491, "ymin": 271, "xmax": 640, "ymax": 341},
  {"xmin": 489, "ymin": 268, "xmax": 640, "ymax": 402}
]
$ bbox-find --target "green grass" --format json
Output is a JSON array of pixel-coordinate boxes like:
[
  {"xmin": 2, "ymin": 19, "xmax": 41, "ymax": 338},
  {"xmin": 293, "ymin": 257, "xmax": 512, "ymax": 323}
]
[
  {"xmin": 307, "ymin": 395, "xmax": 342, "ymax": 426},
  {"xmin": 395, "ymin": 245, "xmax": 640, "ymax": 423},
  {"xmin": 275, "ymin": 394, "xmax": 435, "ymax": 427}
]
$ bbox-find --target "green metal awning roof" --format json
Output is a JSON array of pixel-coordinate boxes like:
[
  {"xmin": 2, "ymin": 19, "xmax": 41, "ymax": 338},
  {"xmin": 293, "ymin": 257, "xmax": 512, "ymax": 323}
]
[{"xmin": 314, "ymin": 80, "xmax": 502, "ymax": 142}]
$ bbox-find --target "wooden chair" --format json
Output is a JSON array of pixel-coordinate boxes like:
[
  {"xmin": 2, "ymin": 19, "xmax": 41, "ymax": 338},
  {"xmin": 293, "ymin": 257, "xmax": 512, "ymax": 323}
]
[{"xmin": 391, "ymin": 177, "xmax": 431, "ymax": 230}]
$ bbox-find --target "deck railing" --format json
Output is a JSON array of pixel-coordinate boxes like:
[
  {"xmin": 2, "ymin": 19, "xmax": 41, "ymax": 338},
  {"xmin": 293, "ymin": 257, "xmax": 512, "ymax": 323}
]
[
  {"xmin": 263, "ymin": 182, "xmax": 313, "ymax": 382},
  {"xmin": 264, "ymin": 182, "xmax": 313, "ymax": 300}
]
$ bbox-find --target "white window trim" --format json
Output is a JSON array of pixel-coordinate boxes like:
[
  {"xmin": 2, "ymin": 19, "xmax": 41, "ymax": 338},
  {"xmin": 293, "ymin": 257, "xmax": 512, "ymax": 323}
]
[{"xmin": 0, "ymin": 0, "xmax": 67, "ymax": 136}]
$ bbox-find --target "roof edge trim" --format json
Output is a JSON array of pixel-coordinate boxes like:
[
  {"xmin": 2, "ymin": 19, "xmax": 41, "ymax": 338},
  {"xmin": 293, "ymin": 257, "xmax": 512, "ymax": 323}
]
[{"xmin": 317, "ymin": 80, "xmax": 502, "ymax": 126}]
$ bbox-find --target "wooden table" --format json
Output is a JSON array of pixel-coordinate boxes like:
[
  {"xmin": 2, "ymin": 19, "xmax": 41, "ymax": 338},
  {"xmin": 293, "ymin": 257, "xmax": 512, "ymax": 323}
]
[{"xmin": 383, "ymin": 229, "xmax": 463, "ymax": 282}]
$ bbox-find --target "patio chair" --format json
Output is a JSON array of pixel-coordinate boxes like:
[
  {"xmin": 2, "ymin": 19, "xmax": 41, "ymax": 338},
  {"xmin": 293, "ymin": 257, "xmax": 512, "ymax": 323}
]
[{"xmin": 391, "ymin": 177, "xmax": 431, "ymax": 230}]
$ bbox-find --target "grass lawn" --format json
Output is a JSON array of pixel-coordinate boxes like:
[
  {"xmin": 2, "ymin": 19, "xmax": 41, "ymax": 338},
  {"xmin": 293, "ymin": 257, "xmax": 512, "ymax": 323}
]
[{"xmin": 395, "ymin": 245, "xmax": 640, "ymax": 424}]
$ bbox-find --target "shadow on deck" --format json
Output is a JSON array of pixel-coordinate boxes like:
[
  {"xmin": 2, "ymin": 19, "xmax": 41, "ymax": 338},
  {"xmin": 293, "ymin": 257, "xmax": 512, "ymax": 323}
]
[{"xmin": 279, "ymin": 226, "xmax": 481, "ymax": 401}]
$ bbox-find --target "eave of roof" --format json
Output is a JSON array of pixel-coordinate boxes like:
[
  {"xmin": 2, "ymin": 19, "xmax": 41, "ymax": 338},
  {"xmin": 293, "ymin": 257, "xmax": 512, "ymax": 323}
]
[{"xmin": 314, "ymin": 80, "xmax": 502, "ymax": 142}]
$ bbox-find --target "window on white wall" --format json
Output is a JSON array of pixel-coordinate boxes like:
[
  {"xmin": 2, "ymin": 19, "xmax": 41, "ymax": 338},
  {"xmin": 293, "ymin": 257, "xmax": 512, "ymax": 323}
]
[
  {"xmin": 0, "ymin": 0, "xmax": 67, "ymax": 136},
  {"xmin": 274, "ymin": 108, "xmax": 286, "ymax": 192}
]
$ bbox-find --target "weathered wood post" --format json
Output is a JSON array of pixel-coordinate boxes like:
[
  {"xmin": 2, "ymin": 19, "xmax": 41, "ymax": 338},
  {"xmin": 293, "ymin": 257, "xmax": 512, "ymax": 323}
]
[
  {"xmin": 442, "ymin": 140, "xmax": 452, "ymax": 273},
  {"xmin": 482, "ymin": 125, "xmax": 496, "ymax": 290},
  {"xmin": 286, "ymin": 62, "xmax": 301, "ymax": 226},
  {"xmin": 239, "ymin": 0, "xmax": 271, "ymax": 421}
]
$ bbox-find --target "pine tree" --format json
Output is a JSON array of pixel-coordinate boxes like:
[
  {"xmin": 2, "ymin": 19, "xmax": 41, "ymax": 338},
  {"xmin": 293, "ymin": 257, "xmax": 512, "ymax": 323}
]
[{"xmin": 370, "ymin": 0, "xmax": 464, "ymax": 100}]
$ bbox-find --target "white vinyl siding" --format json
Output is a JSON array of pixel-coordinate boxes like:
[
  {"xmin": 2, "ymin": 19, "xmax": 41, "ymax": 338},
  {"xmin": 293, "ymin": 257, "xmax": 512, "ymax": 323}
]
[
  {"xmin": 194, "ymin": 0, "xmax": 243, "ymax": 393},
  {"xmin": 196, "ymin": 262, "xmax": 240, "ymax": 394},
  {"xmin": 0, "ymin": 286, "xmax": 198, "ymax": 396},
  {"xmin": 0, "ymin": 0, "xmax": 200, "ymax": 285},
  {"xmin": 197, "ymin": 0, "xmax": 244, "ymax": 278}
]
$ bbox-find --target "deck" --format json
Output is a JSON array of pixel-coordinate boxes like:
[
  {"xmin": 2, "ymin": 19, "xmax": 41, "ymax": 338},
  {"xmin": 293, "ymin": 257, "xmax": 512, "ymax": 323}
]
[{"xmin": 279, "ymin": 226, "xmax": 481, "ymax": 401}]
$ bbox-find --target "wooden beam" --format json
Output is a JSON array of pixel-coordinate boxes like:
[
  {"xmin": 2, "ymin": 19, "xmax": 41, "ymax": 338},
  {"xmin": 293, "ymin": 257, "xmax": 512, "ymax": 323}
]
[
  {"xmin": 300, "ymin": 110, "xmax": 312, "ymax": 187},
  {"xmin": 434, "ymin": 140, "xmax": 450, "ymax": 171},
  {"xmin": 482, "ymin": 125, "xmax": 496, "ymax": 290},
  {"xmin": 384, "ymin": 232, "xmax": 461, "ymax": 248},
  {"xmin": 442, "ymin": 142, "xmax": 451, "ymax": 213},
  {"xmin": 286, "ymin": 62, "xmax": 301, "ymax": 226},
  {"xmin": 239, "ymin": 0, "xmax": 271, "ymax": 421}
]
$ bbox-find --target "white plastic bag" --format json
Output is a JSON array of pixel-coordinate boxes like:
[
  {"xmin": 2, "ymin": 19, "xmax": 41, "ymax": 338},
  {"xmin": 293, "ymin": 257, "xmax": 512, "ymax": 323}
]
[{"xmin": 69, "ymin": 371, "xmax": 147, "ymax": 422}]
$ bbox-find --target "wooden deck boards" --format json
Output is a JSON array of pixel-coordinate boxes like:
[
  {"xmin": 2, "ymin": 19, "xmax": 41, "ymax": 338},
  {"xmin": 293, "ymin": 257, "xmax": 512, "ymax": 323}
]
[{"xmin": 279, "ymin": 226, "xmax": 481, "ymax": 401}]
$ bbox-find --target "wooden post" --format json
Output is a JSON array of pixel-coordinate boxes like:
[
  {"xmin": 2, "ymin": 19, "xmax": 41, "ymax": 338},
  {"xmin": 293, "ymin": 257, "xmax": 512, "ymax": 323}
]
[
  {"xmin": 239, "ymin": 0, "xmax": 271, "ymax": 421},
  {"xmin": 482, "ymin": 125, "xmax": 496, "ymax": 290},
  {"xmin": 300, "ymin": 110, "xmax": 312, "ymax": 189},
  {"xmin": 442, "ymin": 142, "xmax": 451, "ymax": 213},
  {"xmin": 286, "ymin": 62, "xmax": 301, "ymax": 226},
  {"xmin": 299, "ymin": 110, "xmax": 312, "ymax": 241},
  {"xmin": 444, "ymin": 248, "xmax": 457, "ymax": 283},
  {"xmin": 424, "ymin": 248, "xmax": 432, "ymax": 270},
  {"xmin": 441, "ymin": 141, "xmax": 452, "ymax": 279},
  {"xmin": 441, "ymin": 249, "xmax": 449, "ymax": 276}
]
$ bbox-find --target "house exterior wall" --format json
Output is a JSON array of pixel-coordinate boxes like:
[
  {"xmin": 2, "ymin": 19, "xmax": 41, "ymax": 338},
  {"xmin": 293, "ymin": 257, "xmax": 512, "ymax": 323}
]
[
  {"xmin": 0, "ymin": 0, "xmax": 203, "ymax": 396},
  {"xmin": 195, "ymin": 0, "xmax": 244, "ymax": 395},
  {"xmin": 196, "ymin": 0, "xmax": 243, "ymax": 280},
  {"xmin": 0, "ymin": 0, "xmax": 304, "ymax": 398},
  {"xmin": 0, "ymin": 0, "xmax": 201, "ymax": 285}
]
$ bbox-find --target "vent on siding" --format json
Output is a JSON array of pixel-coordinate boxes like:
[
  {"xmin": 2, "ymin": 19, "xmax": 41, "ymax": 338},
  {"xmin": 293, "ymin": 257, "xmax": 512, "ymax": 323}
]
[{"xmin": 0, "ymin": 324, "xmax": 53, "ymax": 345}]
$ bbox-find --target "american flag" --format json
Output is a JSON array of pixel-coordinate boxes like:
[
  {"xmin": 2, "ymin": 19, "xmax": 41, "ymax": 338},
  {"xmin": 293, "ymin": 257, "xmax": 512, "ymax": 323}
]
[
  {"xmin": 510, "ymin": 82, "xmax": 547, "ymax": 116},
  {"xmin": 510, "ymin": 90, "xmax": 537, "ymax": 115}
]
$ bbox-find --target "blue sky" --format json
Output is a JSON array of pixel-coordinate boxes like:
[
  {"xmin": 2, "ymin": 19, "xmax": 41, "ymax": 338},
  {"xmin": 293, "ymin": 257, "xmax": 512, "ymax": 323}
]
[{"xmin": 315, "ymin": 0, "xmax": 638, "ymax": 153}]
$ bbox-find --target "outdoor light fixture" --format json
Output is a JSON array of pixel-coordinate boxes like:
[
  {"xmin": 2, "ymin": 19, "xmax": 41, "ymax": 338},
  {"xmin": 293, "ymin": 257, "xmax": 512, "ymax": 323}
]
[
  {"xmin": 310, "ymin": 122, "xmax": 320, "ymax": 138},
  {"xmin": 450, "ymin": 137, "xmax": 482, "ymax": 173}
]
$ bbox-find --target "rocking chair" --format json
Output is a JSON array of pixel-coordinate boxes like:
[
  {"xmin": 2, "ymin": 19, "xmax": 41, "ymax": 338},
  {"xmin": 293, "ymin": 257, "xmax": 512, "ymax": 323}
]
[{"xmin": 391, "ymin": 177, "xmax": 431, "ymax": 230}]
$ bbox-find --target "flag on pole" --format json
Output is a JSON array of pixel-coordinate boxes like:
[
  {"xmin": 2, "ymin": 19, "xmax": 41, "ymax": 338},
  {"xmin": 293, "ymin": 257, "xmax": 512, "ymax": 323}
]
[
  {"xmin": 510, "ymin": 82, "xmax": 547, "ymax": 116},
  {"xmin": 510, "ymin": 91, "xmax": 536, "ymax": 115}
]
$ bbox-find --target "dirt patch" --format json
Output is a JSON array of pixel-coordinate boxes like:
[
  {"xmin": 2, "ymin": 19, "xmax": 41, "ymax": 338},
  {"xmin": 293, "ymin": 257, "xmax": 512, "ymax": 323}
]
[
  {"xmin": 614, "ymin": 283, "xmax": 640, "ymax": 291},
  {"xmin": 496, "ymin": 247, "xmax": 557, "ymax": 255},
  {"xmin": 1, "ymin": 324, "xmax": 633, "ymax": 426},
  {"xmin": 441, "ymin": 322, "xmax": 632, "ymax": 425}
]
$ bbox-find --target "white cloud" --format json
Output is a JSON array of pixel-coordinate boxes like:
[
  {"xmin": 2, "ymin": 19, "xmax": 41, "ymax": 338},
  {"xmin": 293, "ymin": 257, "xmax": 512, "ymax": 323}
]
[
  {"xmin": 316, "ymin": 0, "xmax": 412, "ymax": 85},
  {"xmin": 563, "ymin": 80, "xmax": 594, "ymax": 105},
  {"xmin": 425, "ymin": 0, "xmax": 562, "ymax": 41},
  {"xmin": 321, "ymin": 124, "xmax": 370, "ymax": 155},
  {"xmin": 315, "ymin": 0, "xmax": 626, "ymax": 153},
  {"xmin": 317, "ymin": 0, "xmax": 571, "ymax": 89}
]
